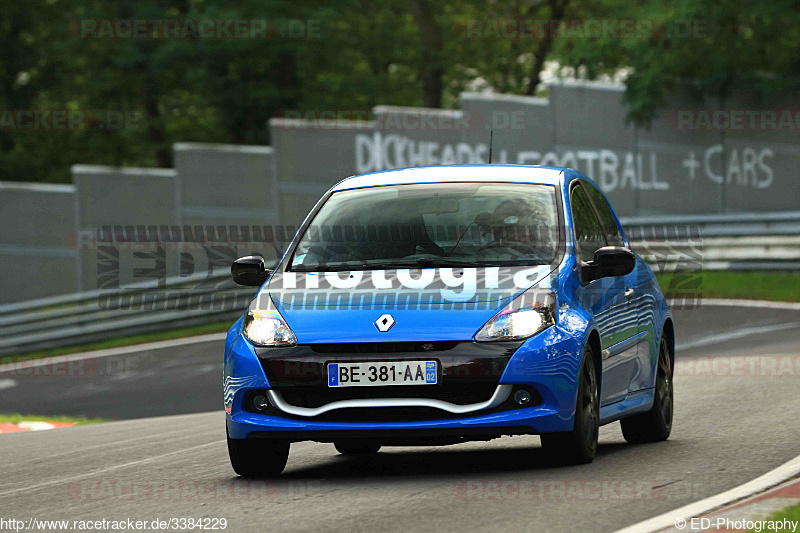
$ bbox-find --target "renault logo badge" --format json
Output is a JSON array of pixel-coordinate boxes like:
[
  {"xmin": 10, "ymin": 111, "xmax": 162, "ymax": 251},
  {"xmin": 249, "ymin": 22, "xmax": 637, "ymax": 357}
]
[{"xmin": 375, "ymin": 314, "xmax": 395, "ymax": 332}]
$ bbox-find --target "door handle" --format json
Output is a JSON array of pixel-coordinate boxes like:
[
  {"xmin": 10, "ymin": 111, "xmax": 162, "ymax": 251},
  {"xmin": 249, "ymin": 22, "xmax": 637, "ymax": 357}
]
[{"xmin": 624, "ymin": 288, "xmax": 635, "ymax": 299}]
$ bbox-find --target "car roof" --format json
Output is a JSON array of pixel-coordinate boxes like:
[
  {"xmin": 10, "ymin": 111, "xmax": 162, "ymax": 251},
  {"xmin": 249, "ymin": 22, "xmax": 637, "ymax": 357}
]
[{"xmin": 332, "ymin": 164, "xmax": 565, "ymax": 191}]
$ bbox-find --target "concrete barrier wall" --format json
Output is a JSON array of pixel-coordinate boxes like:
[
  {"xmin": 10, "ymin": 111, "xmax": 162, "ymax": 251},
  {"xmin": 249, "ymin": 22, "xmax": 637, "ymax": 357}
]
[
  {"xmin": 0, "ymin": 182, "xmax": 78, "ymax": 303},
  {"xmin": 71, "ymin": 165, "xmax": 180, "ymax": 292},
  {"xmin": 1, "ymin": 80, "xmax": 797, "ymax": 303},
  {"xmin": 173, "ymin": 143, "xmax": 282, "ymax": 276},
  {"xmin": 269, "ymin": 118, "xmax": 375, "ymax": 227},
  {"xmin": 174, "ymin": 143, "xmax": 278, "ymax": 228}
]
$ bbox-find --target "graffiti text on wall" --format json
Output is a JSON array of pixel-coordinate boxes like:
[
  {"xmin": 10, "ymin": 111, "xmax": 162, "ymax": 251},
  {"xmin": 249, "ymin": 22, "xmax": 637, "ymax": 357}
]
[{"xmin": 355, "ymin": 133, "xmax": 774, "ymax": 192}]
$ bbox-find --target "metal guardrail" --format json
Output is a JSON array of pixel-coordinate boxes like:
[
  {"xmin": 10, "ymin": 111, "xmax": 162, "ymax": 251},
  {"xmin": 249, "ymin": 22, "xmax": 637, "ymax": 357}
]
[
  {"xmin": 0, "ymin": 269, "xmax": 257, "ymax": 357},
  {"xmin": 621, "ymin": 211, "xmax": 800, "ymax": 271},
  {"xmin": 620, "ymin": 211, "xmax": 800, "ymax": 237},
  {"xmin": 1, "ymin": 212, "xmax": 797, "ymax": 357}
]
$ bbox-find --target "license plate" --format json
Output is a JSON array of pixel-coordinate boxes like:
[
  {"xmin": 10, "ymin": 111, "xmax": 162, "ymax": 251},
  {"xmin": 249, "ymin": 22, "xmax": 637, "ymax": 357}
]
[{"xmin": 327, "ymin": 361, "xmax": 437, "ymax": 387}]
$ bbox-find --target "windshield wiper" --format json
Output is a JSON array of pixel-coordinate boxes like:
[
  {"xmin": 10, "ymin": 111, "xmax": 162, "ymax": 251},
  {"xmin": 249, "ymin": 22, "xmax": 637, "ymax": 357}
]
[
  {"xmin": 412, "ymin": 257, "xmax": 475, "ymax": 268},
  {"xmin": 290, "ymin": 264, "xmax": 337, "ymax": 272},
  {"xmin": 354, "ymin": 260, "xmax": 427, "ymax": 270}
]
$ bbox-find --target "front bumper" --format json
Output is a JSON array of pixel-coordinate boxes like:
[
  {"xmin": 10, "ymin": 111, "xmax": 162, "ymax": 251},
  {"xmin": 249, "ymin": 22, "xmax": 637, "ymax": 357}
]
[
  {"xmin": 228, "ymin": 405, "xmax": 561, "ymax": 441},
  {"xmin": 224, "ymin": 318, "xmax": 583, "ymax": 440}
]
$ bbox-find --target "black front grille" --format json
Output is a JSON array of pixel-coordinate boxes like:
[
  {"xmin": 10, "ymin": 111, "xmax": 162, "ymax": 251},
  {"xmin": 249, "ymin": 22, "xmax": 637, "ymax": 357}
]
[
  {"xmin": 308, "ymin": 341, "xmax": 458, "ymax": 354},
  {"xmin": 257, "ymin": 341, "xmax": 523, "ymax": 389},
  {"xmin": 278, "ymin": 382, "xmax": 497, "ymax": 408}
]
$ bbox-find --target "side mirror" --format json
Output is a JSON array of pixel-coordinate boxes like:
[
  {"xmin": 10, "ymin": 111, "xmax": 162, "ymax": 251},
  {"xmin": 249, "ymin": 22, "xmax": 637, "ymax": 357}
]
[
  {"xmin": 231, "ymin": 255, "xmax": 271, "ymax": 286},
  {"xmin": 581, "ymin": 246, "xmax": 635, "ymax": 284}
]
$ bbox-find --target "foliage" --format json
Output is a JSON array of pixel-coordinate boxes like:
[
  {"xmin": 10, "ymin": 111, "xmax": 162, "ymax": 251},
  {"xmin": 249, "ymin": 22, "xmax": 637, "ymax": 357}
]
[
  {"xmin": 555, "ymin": 0, "xmax": 800, "ymax": 126},
  {"xmin": 1, "ymin": 0, "xmax": 798, "ymax": 182}
]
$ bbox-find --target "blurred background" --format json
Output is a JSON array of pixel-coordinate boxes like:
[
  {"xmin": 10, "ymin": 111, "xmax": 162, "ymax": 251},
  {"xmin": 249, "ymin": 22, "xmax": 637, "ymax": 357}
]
[
  {"xmin": 0, "ymin": 0, "xmax": 798, "ymax": 356},
  {"xmin": 1, "ymin": 5, "xmax": 799, "ymax": 528}
]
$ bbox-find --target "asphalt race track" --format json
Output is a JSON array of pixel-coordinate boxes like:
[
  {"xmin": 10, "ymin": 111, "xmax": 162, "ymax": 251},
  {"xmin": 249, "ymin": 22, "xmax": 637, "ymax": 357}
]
[{"xmin": 2, "ymin": 304, "xmax": 799, "ymax": 532}]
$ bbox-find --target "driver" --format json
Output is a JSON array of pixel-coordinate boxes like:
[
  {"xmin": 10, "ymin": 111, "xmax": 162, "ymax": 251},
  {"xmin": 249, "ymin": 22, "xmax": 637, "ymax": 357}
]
[{"xmin": 478, "ymin": 199, "xmax": 550, "ymax": 254}]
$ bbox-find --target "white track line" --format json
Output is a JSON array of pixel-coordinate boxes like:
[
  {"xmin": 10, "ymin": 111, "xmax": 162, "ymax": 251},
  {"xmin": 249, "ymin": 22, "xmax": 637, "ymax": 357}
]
[
  {"xmin": 677, "ymin": 322, "xmax": 800, "ymax": 350},
  {"xmin": 700, "ymin": 299, "xmax": 800, "ymax": 311},
  {"xmin": 0, "ymin": 332, "xmax": 227, "ymax": 374},
  {"xmin": 613, "ymin": 453, "xmax": 800, "ymax": 533},
  {"xmin": 8, "ymin": 427, "xmax": 206, "ymax": 468},
  {"xmin": 0, "ymin": 439, "xmax": 225, "ymax": 498}
]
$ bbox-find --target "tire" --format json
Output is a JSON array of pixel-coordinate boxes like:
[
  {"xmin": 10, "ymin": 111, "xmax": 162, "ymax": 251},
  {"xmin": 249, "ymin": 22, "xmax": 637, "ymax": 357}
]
[
  {"xmin": 540, "ymin": 345, "xmax": 599, "ymax": 464},
  {"xmin": 620, "ymin": 336, "xmax": 673, "ymax": 443},
  {"xmin": 227, "ymin": 432, "xmax": 290, "ymax": 477},
  {"xmin": 334, "ymin": 441, "xmax": 381, "ymax": 455}
]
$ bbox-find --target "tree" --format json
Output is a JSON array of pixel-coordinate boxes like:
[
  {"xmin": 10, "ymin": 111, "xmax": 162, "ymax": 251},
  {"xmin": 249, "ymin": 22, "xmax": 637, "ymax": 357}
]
[
  {"xmin": 554, "ymin": 0, "xmax": 800, "ymax": 126},
  {"xmin": 2, "ymin": 0, "xmax": 799, "ymax": 182},
  {"xmin": 409, "ymin": 0, "xmax": 444, "ymax": 107},
  {"xmin": 526, "ymin": 0, "xmax": 570, "ymax": 95},
  {"xmin": 441, "ymin": 0, "xmax": 580, "ymax": 99}
]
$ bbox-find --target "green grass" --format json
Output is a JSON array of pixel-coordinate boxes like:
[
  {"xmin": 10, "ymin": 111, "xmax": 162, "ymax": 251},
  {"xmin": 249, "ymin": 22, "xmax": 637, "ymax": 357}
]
[
  {"xmin": 654, "ymin": 270, "xmax": 800, "ymax": 302},
  {"xmin": 2, "ymin": 320, "xmax": 233, "ymax": 364},
  {"xmin": 0, "ymin": 413, "xmax": 107, "ymax": 425},
  {"xmin": 749, "ymin": 500, "xmax": 800, "ymax": 532}
]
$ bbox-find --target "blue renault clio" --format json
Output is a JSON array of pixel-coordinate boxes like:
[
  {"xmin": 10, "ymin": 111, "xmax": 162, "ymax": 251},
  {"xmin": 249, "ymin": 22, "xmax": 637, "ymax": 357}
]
[{"xmin": 224, "ymin": 165, "xmax": 674, "ymax": 476}]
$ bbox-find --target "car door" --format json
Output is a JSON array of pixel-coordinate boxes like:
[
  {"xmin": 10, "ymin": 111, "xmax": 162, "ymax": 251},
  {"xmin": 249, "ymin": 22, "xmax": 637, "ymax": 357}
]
[
  {"xmin": 581, "ymin": 182, "xmax": 653, "ymax": 394},
  {"xmin": 571, "ymin": 182, "xmax": 639, "ymax": 406},
  {"xmin": 625, "ymin": 254, "xmax": 657, "ymax": 392}
]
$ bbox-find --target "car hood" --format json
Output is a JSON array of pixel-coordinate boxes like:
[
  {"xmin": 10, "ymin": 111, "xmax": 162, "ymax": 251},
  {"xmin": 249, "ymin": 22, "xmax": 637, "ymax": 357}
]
[{"xmin": 260, "ymin": 265, "xmax": 554, "ymax": 343}]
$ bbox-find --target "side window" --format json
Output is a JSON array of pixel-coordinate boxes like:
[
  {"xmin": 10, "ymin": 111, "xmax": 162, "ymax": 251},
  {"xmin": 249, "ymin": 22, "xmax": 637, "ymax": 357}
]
[
  {"xmin": 583, "ymin": 183, "xmax": 625, "ymax": 247},
  {"xmin": 570, "ymin": 184, "xmax": 607, "ymax": 263}
]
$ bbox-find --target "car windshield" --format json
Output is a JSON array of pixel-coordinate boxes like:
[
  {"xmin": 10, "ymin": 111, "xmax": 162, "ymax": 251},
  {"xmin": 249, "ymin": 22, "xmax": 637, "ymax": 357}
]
[{"xmin": 289, "ymin": 182, "xmax": 561, "ymax": 271}]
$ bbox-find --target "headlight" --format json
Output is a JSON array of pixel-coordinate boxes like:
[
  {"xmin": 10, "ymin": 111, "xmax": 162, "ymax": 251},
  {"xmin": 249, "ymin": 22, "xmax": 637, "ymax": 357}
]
[
  {"xmin": 242, "ymin": 308, "xmax": 297, "ymax": 347},
  {"xmin": 474, "ymin": 291, "xmax": 556, "ymax": 342}
]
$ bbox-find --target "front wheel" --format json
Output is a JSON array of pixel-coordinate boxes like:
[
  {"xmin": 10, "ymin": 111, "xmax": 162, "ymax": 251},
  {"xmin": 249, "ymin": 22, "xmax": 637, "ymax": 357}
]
[
  {"xmin": 227, "ymin": 432, "xmax": 290, "ymax": 477},
  {"xmin": 620, "ymin": 336, "xmax": 673, "ymax": 443},
  {"xmin": 540, "ymin": 345, "xmax": 599, "ymax": 464}
]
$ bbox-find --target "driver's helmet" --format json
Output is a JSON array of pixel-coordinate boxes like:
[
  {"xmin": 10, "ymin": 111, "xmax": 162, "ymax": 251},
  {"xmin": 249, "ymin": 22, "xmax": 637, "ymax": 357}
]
[{"xmin": 486, "ymin": 198, "xmax": 545, "ymax": 246}]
